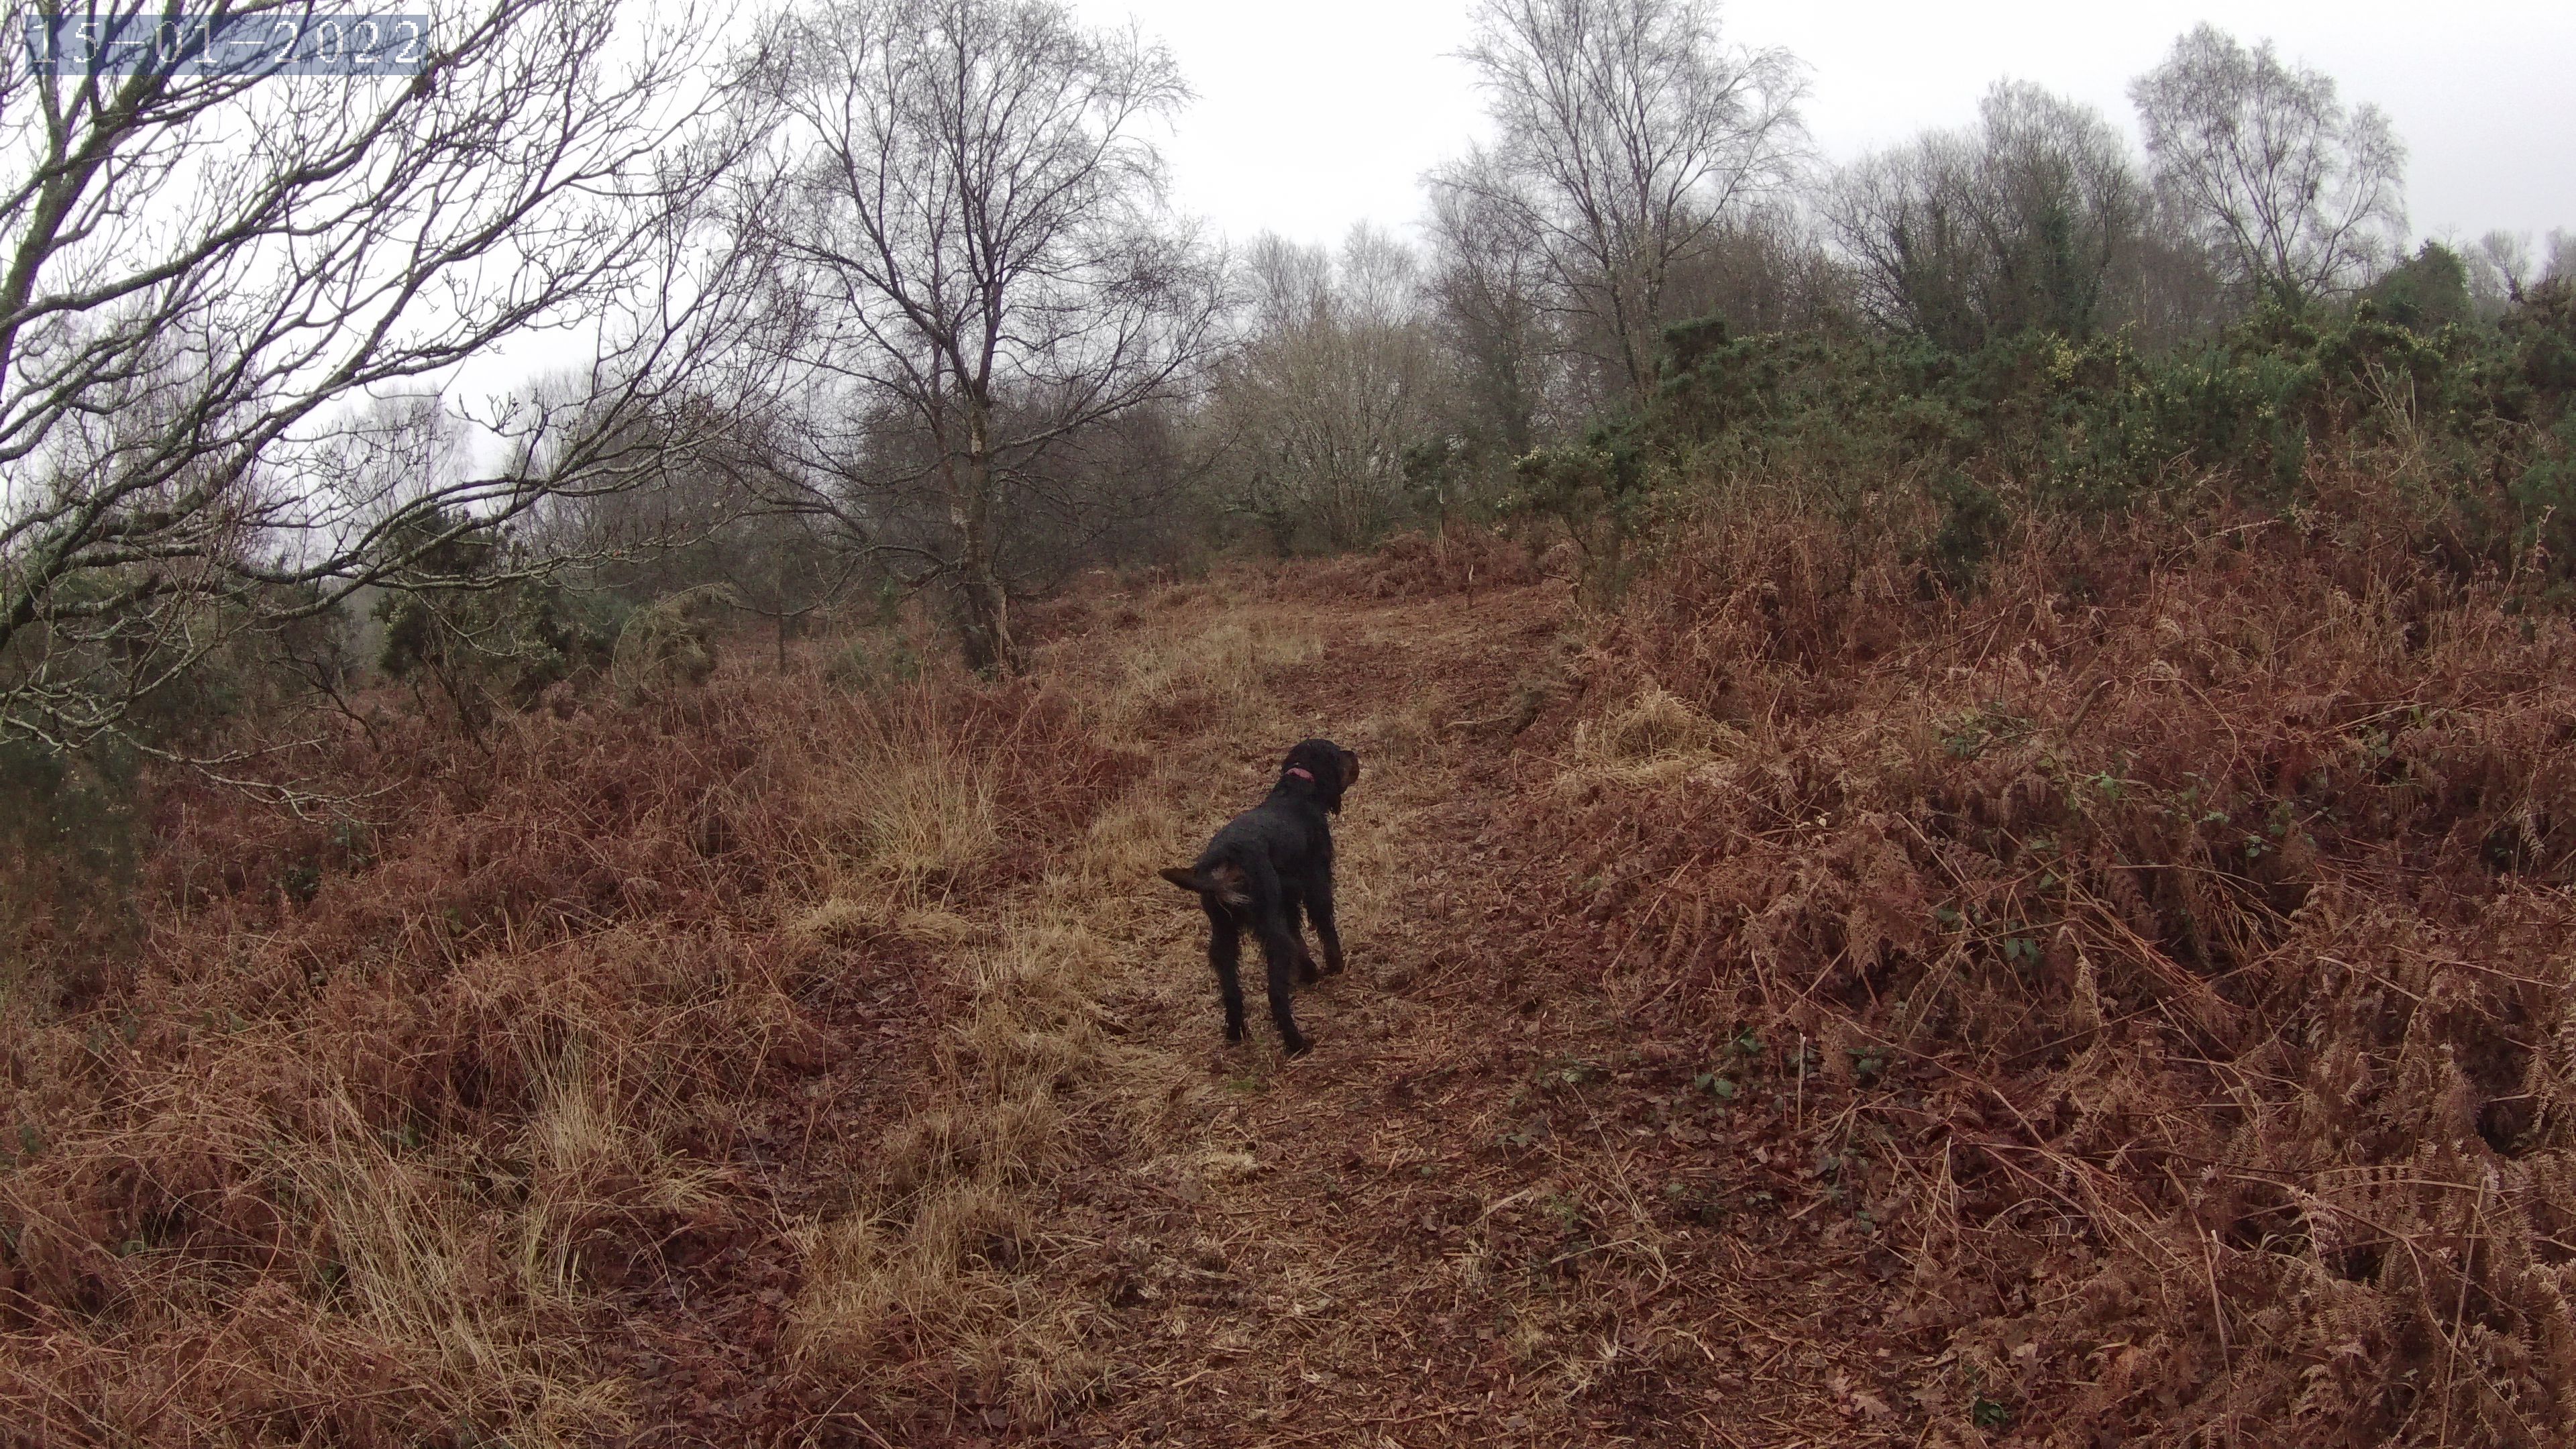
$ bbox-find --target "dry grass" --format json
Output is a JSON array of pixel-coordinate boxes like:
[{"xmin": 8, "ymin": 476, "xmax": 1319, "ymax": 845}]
[
  {"xmin": 8, "ymin": 498, "xmax": 2572, "ymax": 1446},
  {"xmin": 0, "ymin": 653, "xmax": 1138, "ymax": 1445},
  {"xmin": 777, "ymin": 604, "xmax": 1342, "ymax": 1433}
]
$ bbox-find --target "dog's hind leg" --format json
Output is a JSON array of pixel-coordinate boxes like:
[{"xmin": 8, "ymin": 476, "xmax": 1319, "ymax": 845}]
[
  {"xmin": 1236, "ymin": 859, "xmax": 1309, "ymax": 1054},
  {"xmin": 1256, "ymin": 912, "xmax": 1311, "ymax": 1055},
  {"xmin": 1202, "ymin": 898, "xmax": 1248, "ymax": 1043}
]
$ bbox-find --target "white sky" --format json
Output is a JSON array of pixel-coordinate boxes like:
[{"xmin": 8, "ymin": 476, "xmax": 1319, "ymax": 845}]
[
  {"xmin": 1077, "ymin": 0, "xmax": 2576, "ymax": 255},
  {"xmin": 455, "ymin": 0, "xmax": 2573, "ymax": 414}
]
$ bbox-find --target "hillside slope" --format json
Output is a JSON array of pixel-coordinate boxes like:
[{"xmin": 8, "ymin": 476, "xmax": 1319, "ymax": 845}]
[{"xmin": 7, "ymin": 521, "xmax": 2572, "ymax": 1448}]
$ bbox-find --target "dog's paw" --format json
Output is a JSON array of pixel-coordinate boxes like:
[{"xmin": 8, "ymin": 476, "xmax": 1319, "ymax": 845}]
[
  {"xmin": 1224, "ymin": 1022, "xmax": 1246, "ymax": 1044},
  {"xmin": 1281, "ymin": 1033, "xmax": 1312, "ymax": 1057}
]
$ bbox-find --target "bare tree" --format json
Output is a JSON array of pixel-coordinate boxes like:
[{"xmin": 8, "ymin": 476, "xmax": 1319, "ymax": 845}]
[
  {"xmin": 2131, "ymin": 23, "xmax": 2406, "ymax": 309},
  {"xmin": 1434, "ymin": 0, "xmax": 1803, "ymax": 406},
  {"xmin": 0, "ymin": 1, "xmax": 759, "ymax": 760},
  {"xmin": 1213, "ymin": 225, "xmax": 1446, "ymax": 551},
  {"xmin": 686, "ymin": 508, "xmax": 863, "ymax": 669},
  {"xmin": 1827, "ymin": 81, "xmax": 2147, "ymax": 350},
  {"xmin": 2462, "ymin": 230, "xmax": 2536, "ymax": 315},
  {"xmin": 1658, "ymin": 203, "xmax": 1845, "ymax": 341},
  {"xmin": 745, "ymin": 0, "xmax": 1220, "ymax": 674},
  {"xmin": 2472, "ymin": 227, "xmax": 2575, "ymax": 304},
  {"xmin": 1426, "ymin": 176, "xmax": 1558, "ymax": 464}
]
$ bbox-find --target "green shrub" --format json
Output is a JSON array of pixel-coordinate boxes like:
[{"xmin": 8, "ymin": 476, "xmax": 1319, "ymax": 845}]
[
  {"xmin": 1507, "ymin": 423, "xmax": 1661, "ymax": 604},
  {"xmin": 372, "ymin": 509, "xmax": 612, "ymax": 731},
  {"xmin": 608, "ymin": 584, "xmax": 737, "ymax": 703},
  {"xmin": 0, "ymin": 735, "xmax": 143, "ymax": 1014},
  {"xmin": 2363, "ymin": 241, "xmax": 2477, "ymax": 333},
  {"xmin": 1593, "ymin": 286, "xmax": 2576, "ymax": 590},
  {"xmin": 1926, "ymin": 470, "xmax": 2010, "ymax": 590}
]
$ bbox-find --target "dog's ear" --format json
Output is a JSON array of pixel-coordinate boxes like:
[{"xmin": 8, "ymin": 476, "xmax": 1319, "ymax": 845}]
[
  {"xmin": 1159, "ymin": 866, "xmax": 1203, "ymax": 893},
  {"xmin": 1339, "ymin": 747, "xmax": 1361, "ymax": 789}
]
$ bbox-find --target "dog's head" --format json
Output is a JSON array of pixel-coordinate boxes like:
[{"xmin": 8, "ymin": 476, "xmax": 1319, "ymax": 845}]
[{"xmin": 1280, "ymin": 737, "xmax": 1361, "ymax": 813}]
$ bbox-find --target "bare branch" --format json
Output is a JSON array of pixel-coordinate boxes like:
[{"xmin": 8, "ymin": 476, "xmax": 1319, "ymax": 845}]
[{"xmin": 0, "ymin": 1, "xmax": 772, "ymax": 760}]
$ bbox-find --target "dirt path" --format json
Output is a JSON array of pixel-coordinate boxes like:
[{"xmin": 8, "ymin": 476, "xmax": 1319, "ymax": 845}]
[{"xmin": 782, "ymin": 580, "xmax": 1929, "ymax": 1447}]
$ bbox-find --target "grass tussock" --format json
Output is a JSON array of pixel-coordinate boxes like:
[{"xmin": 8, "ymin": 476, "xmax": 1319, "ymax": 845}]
[
  {"xmin": 1101, "ymin": 619, "xmax": 1322, "ymax": 741},
  {"xmin": 1499, "ymin": 488, "xmax": 2576, "ymax": 1444}
]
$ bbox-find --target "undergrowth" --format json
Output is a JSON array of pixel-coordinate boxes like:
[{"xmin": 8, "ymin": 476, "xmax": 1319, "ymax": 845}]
[
  {"xmin": 0, "ymin": 656, "xmax": 1139, "ymax": 1446},
  {"xmin": 9, "ymin": 468, "xmax": 2575, "ymax": 1446},
  {"xmin": 1501, "ymin": 486, "xmax": 2576, "ymax": 1444}
]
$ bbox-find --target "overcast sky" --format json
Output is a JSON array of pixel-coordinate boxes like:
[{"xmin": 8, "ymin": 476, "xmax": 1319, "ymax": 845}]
[{"xmin": 1074, "ymin": 0, "xmax": 2576, "ymax": 256}]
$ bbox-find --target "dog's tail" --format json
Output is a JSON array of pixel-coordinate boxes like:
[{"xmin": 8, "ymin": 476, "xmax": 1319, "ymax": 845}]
[{"xmin": 1159, "ymin": 862, "xmax": 1252, "ymax": 908}]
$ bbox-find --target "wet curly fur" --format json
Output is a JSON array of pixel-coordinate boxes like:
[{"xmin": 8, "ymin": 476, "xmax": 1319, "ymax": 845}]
[{"xmin": 1159, "ymin": 739, "xmax": 1362, "ymax": 1055}]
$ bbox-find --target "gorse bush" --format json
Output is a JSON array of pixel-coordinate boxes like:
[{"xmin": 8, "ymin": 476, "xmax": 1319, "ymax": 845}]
[
  {"xmin": 0, "ymin": 736, "xmax": 143, "ymax": 1014},
  {"xmin": 2364, "ymin": 240, "xmax": 2479, "ymax": 333},
  {"xmin": 607, "ymin": 583, "xmax": 737, "ymax": 704},
  {"xmin": 1514, "ymin": 280, "xmax": 2576, "ymax": 595},
  {"xmin": 1505, "ymin": 424, "xmax": 1660, "ymax": 604},
  {"xmin": 372, "ymin": 510, "xmax": 616, "ymax": 731},
  {"xmin": 820, "ymin": 629, "xmax": 924, "ymax": 696}
]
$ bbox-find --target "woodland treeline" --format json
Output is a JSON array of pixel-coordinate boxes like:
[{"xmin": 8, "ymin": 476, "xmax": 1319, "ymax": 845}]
[{"xmin": 3, "ymin": 0, "xmax": 2572, "ymax": 767}]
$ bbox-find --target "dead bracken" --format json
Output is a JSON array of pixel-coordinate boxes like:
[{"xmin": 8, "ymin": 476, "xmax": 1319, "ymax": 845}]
[{"xmin": 7, "ymin": 506, "xmax": 2573, "ymax": 1444}]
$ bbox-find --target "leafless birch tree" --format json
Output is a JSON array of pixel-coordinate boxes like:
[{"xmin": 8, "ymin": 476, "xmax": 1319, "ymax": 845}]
[
  {"xmin": 2131, "ymin": 24, "xmax": 2406, "ymax": 309},
  {"xmin": 1827, "ymin": 82, "xmax": 2146, "ymax": 350},
  {"xmin": 1212, "ymin": 227, "xmax": 1444, "ymax": 551},
  {"xmin": 1434, "ymin": 0, "xmax": 1803, "ymax": 406},
  {"xmin": 745, "ymin": 0, "xmax": 1220, "ymax": 674}
]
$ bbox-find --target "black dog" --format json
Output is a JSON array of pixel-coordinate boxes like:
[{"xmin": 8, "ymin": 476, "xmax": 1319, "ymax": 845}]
[{"xmin": 1159, "ymin": 739, "xmax": 1361, "ymax": 1055}]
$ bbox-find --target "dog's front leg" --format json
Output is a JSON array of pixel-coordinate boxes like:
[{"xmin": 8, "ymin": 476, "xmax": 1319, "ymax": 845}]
[{"xmin": 1301, "ymin": 866, "xmax": 1344, "ymax": 975}]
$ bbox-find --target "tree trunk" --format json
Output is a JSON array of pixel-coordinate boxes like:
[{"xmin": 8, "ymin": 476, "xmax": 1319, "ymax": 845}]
[{"xmin": 953, "ymin": 401, "xmax": 1019, "ymax": 676}]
